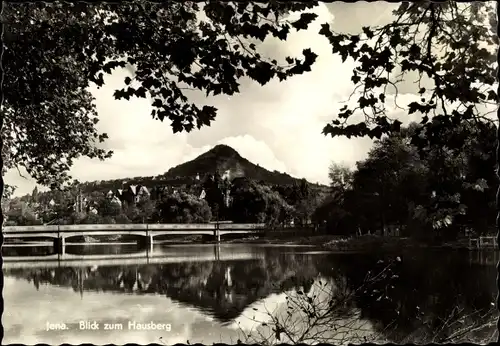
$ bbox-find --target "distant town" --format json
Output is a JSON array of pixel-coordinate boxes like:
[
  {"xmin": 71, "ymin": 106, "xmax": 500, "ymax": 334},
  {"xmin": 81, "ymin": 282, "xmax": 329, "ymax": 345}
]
[{"xmin": 3, "ymin": 145, "xmax": 328, "ymax": 228}]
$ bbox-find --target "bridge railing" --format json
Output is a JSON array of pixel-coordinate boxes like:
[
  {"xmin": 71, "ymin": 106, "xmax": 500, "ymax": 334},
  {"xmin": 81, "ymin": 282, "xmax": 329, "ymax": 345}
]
[
  {"xmin": 219, "ymin": 223, "xmax": 264, "ymax": 230},
  {"xmin": 147, "ymin": 223, "xmax": 216, "ymax": 230},
  {"xmin": 469, "ymin": 236, "xmax": 498, "ymax": 249},
  {"xmin": 3, "ymin": 225, "xmax": 60, "ymax": 232},
  {"xmin": 59, "ymin": 224, "xmax": 148, "ymax": 231},
  {"xmin": 479, "ymin": 236, "xmax": 497, "ymax": 247}
]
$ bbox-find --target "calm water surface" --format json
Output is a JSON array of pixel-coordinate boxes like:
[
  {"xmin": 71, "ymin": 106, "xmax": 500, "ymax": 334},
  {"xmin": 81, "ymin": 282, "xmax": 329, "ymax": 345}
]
[{"xmin": 3, "ymin": 243, "xmax": 498, "ymax": 344}]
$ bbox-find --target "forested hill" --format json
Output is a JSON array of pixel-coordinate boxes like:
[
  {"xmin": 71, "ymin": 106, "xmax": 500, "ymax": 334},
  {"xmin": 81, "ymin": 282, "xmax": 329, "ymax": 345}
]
[
  {"xmin": 71, "ymin": 144, "xmax": 327, "ymax": 194},
  {"xmin": 161, "ymin": 144, "xmax": 300, "ymax": 185}
]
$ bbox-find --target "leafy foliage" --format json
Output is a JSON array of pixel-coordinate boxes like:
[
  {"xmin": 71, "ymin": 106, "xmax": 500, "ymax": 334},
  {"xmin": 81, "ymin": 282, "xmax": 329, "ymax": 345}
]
[
  {"xmin": 156, "ymin": 192, "xmax": 212, "ymax": 223},
  {"xmin": 4, "ymin": 200, "xmax": 42, "ymax": 226},
  {"xmin": 320, "ymin": 2, "xmax": 497, "ymax": 146},
  {"xmin": 317, "ymin": 122, "xmax": 497, "ymax": 239},
  {"xmin": 135, "ymin": 199, "xmax": 156, "ymax": 223},
  {"xmin": 3, "ymin": 1, "xmax": 320, "ymax": 187},
  {"xmin": 202, "ymin": 172, "xmax": 228, "ymax": 220},
  {"xmin": 230, "ymin": 177, "xmax": 292, "ymax": 226},
  {"xmin": 328, "ymin": 163, "xmax": 353, "ymax": 194},
  {"xmin": 97, "ymin": 198, "xmax": 122, "ymax": 218},
  {"xmin": 82, "ymin": 213, "xmax": 102, "ymax": 225},
  {"xmin": 115, "ymin": 213, "xmax": 132, "ymax": 224}
]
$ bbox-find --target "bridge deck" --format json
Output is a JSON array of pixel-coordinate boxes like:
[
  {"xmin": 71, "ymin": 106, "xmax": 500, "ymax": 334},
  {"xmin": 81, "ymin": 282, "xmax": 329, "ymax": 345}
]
[
  {"xmin": 3, "ymin": 223, "xmax": 265, "ymax": 241},
  {"xmin": 3, "ymin": 223, "xmax": 265, "ymax": 233}
]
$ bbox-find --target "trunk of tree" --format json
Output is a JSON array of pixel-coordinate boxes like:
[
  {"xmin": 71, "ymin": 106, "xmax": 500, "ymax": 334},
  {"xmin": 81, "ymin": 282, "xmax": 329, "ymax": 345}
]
[
  {"xmin": 496, "ymin": 108, "xmax": 500, "ymax": 341},
  {"xmin": 1, "ymin": 115, "xmax": 4, "ymax": 239}
]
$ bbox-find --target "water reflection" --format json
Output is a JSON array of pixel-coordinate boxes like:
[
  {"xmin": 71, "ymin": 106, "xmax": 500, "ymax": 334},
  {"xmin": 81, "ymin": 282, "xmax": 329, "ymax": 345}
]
[{"xmin": 3, "ymin": 245, "xmax": 498, "ymax": 344}]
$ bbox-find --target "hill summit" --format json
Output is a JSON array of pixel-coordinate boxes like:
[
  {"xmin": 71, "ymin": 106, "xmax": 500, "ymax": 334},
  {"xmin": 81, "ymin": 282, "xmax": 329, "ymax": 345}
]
[
  {"xmin": 40, "ymin": 144, "xmax": 326, "ymax": 197},
  {"xmin": 161, "ymin": 144, "xmax": 300, "ymax": 185}
]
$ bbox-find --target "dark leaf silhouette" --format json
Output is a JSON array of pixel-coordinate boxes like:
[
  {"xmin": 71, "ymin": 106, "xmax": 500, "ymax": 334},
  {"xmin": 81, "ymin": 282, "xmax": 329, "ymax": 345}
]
[{"xmin": 4, "ymin": 1, "xmax": 319, "ymax": 187}]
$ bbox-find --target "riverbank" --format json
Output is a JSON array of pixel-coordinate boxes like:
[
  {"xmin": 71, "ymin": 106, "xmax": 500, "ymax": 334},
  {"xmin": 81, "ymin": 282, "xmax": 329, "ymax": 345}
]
[{"xmin": 223, "ymin": 233, "xmax": 490, "ymax": 252}]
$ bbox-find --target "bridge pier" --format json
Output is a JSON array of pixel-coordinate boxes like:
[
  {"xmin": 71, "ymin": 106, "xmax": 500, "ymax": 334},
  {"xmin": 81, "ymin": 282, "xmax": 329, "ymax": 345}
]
[
  {"xmin": 53, "ymin": 237, "xmax": 66, "ymax": 255},
  {"xmin": 213, "ymin": 229, "xmax": 220, "ymax": 242}
]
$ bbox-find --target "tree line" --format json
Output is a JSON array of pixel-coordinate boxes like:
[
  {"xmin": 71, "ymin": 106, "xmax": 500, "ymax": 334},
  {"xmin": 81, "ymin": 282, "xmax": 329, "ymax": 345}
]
[
  {"xmin": 4, "ymin": 173, "xmax": 325, "ymax": 228},
  {"xmin": 315, "ymin": 121, "xmax": 497, "ymax": 241}
]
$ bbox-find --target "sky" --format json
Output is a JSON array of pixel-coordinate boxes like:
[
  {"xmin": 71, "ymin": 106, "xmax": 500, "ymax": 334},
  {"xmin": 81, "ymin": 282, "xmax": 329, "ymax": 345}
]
[{"xmin": 5, "ymin": 2, "xmax": 442, "ymax": 197}]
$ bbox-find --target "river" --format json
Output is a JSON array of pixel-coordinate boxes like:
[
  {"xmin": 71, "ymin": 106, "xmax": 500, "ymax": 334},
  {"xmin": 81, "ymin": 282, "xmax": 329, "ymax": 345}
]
[{"xmin": 3, "ymin": 243, "xmax": 498, "ymax": 344}]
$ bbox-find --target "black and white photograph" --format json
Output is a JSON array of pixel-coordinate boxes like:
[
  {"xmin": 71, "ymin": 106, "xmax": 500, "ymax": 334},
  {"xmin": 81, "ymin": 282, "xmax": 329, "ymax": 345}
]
[{"xmin": 2, "ymin": 1, "xmax": 499, "ymax": 344}]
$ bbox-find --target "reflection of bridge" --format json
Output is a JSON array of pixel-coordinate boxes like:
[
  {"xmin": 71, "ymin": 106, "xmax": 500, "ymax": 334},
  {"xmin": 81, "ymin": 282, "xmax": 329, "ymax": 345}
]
[
  {"xmin": 468, "ymin": 250, "xmax": 499, "ymax": 266},
  {"xmin": 2, "ymin": 246, "xmax": 264, "ymax": 269},
  {"xmin": 3, "ymin": 223, "xmax": 265, "ymax": 254}
]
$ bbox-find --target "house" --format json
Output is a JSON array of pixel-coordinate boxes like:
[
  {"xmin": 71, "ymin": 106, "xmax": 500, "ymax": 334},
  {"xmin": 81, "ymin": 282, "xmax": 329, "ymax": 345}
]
[
  {"xmin": 116, "ymin": 189, "xmax": 124, "ymax": 200},
  {"xmin": 110, "ymin": 196, "xmax": 122, "ymax": 207},
  {"xmin": 118, "ymin": 184, "xmax": 151, "ymax": 205},
  {"xmin": 129, "ymin": 185, "xmax": 138, "ymax": 196},
  {"xmin": 121, "ymin": 185, "xmax": 137, "ymax": 206}
]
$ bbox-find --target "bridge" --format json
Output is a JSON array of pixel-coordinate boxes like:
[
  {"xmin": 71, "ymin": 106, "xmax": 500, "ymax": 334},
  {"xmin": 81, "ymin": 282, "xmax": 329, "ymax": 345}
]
[
  {"xmin": 2, "ymin": 223, "xmax": 265, "ymax": 255},
  {"xmin": 468, "ymin": 236, "xmax": 498, "ymax": 249}
]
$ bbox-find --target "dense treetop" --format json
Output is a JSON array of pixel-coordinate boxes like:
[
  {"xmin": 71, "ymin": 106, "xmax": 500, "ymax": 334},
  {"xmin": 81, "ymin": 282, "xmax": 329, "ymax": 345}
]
[{"xmin": 320, "ymin": 2, "xmax": 497, "ymax": 146}]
